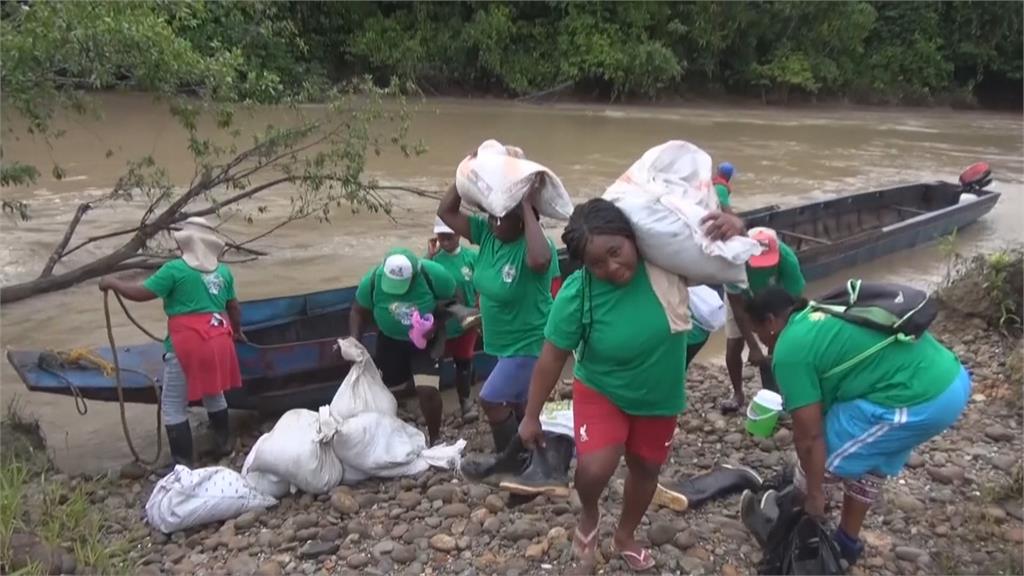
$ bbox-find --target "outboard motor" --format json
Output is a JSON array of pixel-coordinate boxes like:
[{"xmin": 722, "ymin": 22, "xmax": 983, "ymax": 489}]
[{"xmin": 957, "ymin": 162, "xmax": 992, "ymax": 204}]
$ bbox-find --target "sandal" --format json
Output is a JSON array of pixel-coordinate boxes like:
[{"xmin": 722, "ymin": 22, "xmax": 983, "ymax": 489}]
[
  {"xmin": 615, "ymin": 546, "xmax": 656, "ymax": 572},
  {"xmin": 572, "ymin": 521, "xmax": 600, "ymax": 562}
]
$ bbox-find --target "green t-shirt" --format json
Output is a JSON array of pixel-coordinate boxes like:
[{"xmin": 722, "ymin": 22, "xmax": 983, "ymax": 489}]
[
  {"xmin": 469, "ymin": 215, "xmax": 559, "ymax": 357},
  {"xmin": 726, "ymin": 241, "xmax": 805, "ymax": 298},
  {"xmin": 688, "ymin": 319, "xmax": 710, "ymax": 345},
  {"xmin": 355, "ymin": 259, "xmax": 456, "ymax": 341},
  {"xmin": 143, "ymin": 259, "xmax": 237, "ymax": 352},
  {"xmin": 773, "ymin": 308, "xmax": 962, "ymax": 413},
  {"xmin": 545, "ymin": 262, "xmax": 688, "ymax": 416},
  {"xmin": 715, "ymin": 183, "xmax": 731, "ymax": 210},
  {"xmin": 431, "ymin": 246, "xmax": 478, "ymax": 338}
]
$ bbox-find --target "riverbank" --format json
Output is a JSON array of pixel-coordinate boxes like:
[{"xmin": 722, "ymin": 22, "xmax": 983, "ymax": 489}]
[{"xmin": 2, "ymin": 252, "xmax": 1022, "ymax": 575}]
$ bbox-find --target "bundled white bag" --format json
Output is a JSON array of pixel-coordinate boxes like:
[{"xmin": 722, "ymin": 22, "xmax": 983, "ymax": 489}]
[
  {"xmin": 330, "ymin": 337, "xmax": 397, "ymax": 421},
  {"xmin": 145, "ymin": 465, "xmax": 277, "ymax": 533},
  {"xmin": 603, "ymin": 141, "xmax": 762, "ymax": 284},
  {"xmin": 688, "ymin": 286, "xmax": 726, "ymax": 332},
  {"xmin": 332, "ymin": 412, "xmax": 467, "ymax": 478},
  {"xmin": 248, "ymin": 407, "xmax": 345, "ymax": 494},
  {"xmin": 539, "ymin": 399, "xmax": 574, "ymax": 437},
  {"xmin": 455, "ymin": 139, "xmax": 573, "ymax": 220},
  {"xmin": 241, "ymin": 434, "xmax": 291, "ymax": 499},
  {"xmin": 332, "ymin": 412, "xmax": 426, "ymax": 476}
]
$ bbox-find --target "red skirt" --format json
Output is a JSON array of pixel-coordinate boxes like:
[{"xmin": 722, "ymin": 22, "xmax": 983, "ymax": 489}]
[{"xmin": 168, "ymin": 313, "xmax": 242, "ymax": 402}]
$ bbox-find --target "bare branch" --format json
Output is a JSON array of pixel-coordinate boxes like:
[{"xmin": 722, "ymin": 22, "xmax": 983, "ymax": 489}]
[
  {"xmin": 62, "ymin": 224, "xmax": 145, "ymax": 259},
  {"xmin": 369, "ymin": 184, "xmax": 442, "ymax": 200},
  {"xmin": 223, "ymin": 241, "xmax": 268, "ymax": 256},
  {"xmin": 40, "ymin": 202, "xmax": 92, "ymax": 277},
  {"xmin": 179, "ymin": 176, "xmax": 292, "ymax": 221},
  {"xmin": 234, "ymin": 213, "xmax": 312, "ymax": 248}
]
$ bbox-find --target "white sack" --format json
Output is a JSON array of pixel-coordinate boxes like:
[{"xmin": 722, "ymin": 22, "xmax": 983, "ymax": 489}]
[
  {"xmin": 455, "ymin": 139, "xmax": 573, "ymax": 220},
  {"xmin": 688, "ymin": 286, "xmax": 726, "ymax": 333},
  {"xmin": 419, "ymin": 439, "xmax": 467, "ymax": 470},
  {"xmin": 330, "ymin": 337, "xmax": 397, "ymax": 421},
  {"xmin": 248, "ymin": 407, "xmax": 344, "ymax": 494},
  {"xmin": 145, "ymin": 465, "xmax": 276, "ymax": 534},
  {"xmin": 332, "ymin": 412, "xmax": 426, "ymax": 475},
  {"xmin": 241, "ymin": 434, "xmax": 291, "ymax": 499},
  {"xmin": 539, "ymin": 399, "xmax": 573, "ymax": 437},
  {"xmin": 603, "ymin": 141, "xmax": 762, "ymax": 284}
]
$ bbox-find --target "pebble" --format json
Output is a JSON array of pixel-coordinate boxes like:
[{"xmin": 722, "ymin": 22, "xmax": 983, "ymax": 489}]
[
  {"xmin": 235, "ymin": 511, "xmax": 261, "ymax": 531},
  {"xmin": 392, "ymin": 544, "xmax": 418, "ymax": 564},
  {"xmin": 396, "ymin": 491, "xmax": 422, "ymax": 509},
  {"xmin": 927, "ymin": 465, "xmax": 965, "ymax": 484},
  {"xmin": 506, "ymin": 520, "xmax": 542, "ymax": 541},
  {"xmin": 906, "ymin": 453, "xmax": 925, "ymax": 468},
  {"xmin": 319, "ymin": 526, "xmax": 342, "ymax": 541},
  {"xmin": 990, "ymin": 455, "xmax": 1018, "ymax": 472},
  {"xmin": 298, "ymin": 540, "xmax": 339, "ymax": 558},
  {"xmin": 673, "ymin": 530, "xmax": 697, "ymax": 550},
  {"xmin": 985, "ymin": 425, "xmax": 1016, "ymax": 442},
  {"xmin": 772, "ymin": 428, "xmax": 793, "ymax": 447},
  {"xmin": 426, "ymin": 484, "xmax": 458, "ymax": 503},
  {"xmin": 895, "ymin": 547, "xmax": 926, "ymax": 562},
  {"xmin": 484, "ymin": 494, "xmax": 505, "ymax": 513},
  {"xmin": 347, "ymin": 553, "xmax": 371, "ymax": 568},
  {"xmin": 372, "ymin": 540, "xmax": 395, "ymax": 557},
  {"xmin": 525, "ymin": 540, "xmax": 549, "ymax": 559},
  {"xmin": 440, "ymin": 503, "xmax": 471, "ymax": 517},
  {"xmin": 724, "ymin": 432, "xmax": 744, "ymax": 446},
  {"xmin": 648, "ymin": 521, "xmax": 677, "ymax": 546},
  {"xmin": 331, "ymin": 490, "xmax": 360, "ymax": 515},
  {"xmin": 890, "ymin": 494, "xmax": 926, "ymax": 513},
  {"xmin": 225, "ymin": 554, "xmax": 257, "ymax": 574},
  {"xmin": 430, "ymin": 533, "xmax": 458, "ymax": 552},
  {"xmin": 255, "ymin": 560, "xmax": 283, "ymax": 576},
  {"xmin": 1004, "ymin": 528, "xmax": 1024, "ymax": 543},
  {"xmin": 291, "ymin": 514, "xmax": 318, "ymax": 531}
]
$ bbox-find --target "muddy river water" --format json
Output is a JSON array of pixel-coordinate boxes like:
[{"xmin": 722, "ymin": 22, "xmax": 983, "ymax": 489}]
[{"xmin": 1, "ymin": 94, "xmax": 1021, "ymax": 473}]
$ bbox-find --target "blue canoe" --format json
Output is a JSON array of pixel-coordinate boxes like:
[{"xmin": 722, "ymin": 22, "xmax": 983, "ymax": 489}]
[{"xmin": 6, "ymin": 173, "xmax": 999, "ymax": 412}]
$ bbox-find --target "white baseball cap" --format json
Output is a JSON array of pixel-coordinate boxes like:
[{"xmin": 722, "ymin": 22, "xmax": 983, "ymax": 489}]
[
  {"xmin": 433, "ymin": 216, "xmax": 454, "ymax": 235},
  {"xmin": 381, "ymin": 250, "xmax": 416, "ymax": 295}
]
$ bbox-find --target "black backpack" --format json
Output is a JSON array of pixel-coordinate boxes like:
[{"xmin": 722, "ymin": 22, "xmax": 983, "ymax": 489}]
[
  {"xmin": 810, "ymin": 279, "xmax": 937, "ymax": 378},
  {"xmin": 757, "ymin": 488, "xmax": 845, "ymax": 576}
]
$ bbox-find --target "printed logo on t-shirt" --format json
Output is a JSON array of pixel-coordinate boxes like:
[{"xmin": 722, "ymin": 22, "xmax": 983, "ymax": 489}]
[
  {"xmin": 389, "ymin": 302, "xmax": 416, "ymax": 326},
  {"xmin": 460, "ymin": 266, "xmax": 473, "ymax": 282},
  {"xmin": 202, "ymin": 272, "xmax": 225, "ymax": 295},
  {"xmin": 809, "ymin": 311, "xmax": 827, "ymax": 322},
  {"xmin": 501, "ymin": 263, "xmax": 517, "ymax": 284}
]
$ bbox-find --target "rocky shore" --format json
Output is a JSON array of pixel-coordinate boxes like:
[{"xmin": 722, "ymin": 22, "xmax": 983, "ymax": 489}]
[{"xmin": 4, "ymin": 257, "xmax": 1022, "ymax": 575}]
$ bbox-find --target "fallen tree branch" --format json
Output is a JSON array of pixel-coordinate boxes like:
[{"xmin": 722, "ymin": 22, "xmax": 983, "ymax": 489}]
[
  {"xmin": 369, "ymin": 184, "xmax": 442, "ymax": 200},
  {"xmin": 40, "ymin": 202, "xmax": 91, "ymax": 277}
]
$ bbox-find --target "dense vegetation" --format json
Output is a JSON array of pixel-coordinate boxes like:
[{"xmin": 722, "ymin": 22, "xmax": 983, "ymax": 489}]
[{"xmin": 2, "ymin": 1, "xmax": 1020, "ymax": 108}]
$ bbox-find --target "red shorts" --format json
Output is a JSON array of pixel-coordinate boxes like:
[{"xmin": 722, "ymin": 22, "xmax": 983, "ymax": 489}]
[
  {"xmin": 572, "ymin": 380, "xmax": 677, "ymax": 465},
  {"xmin": 444, "ymin": 329, "xmax": 479, "ymax": 361}
]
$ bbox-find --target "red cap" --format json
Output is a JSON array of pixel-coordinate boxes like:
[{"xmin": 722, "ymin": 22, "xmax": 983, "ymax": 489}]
[{"xmin": 748, "ymin": 227, "xmax": 780, "ymax": 268}]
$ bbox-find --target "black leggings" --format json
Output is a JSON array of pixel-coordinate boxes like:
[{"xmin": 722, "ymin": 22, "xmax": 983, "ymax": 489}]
[{"xmin": 684, "ymin": 340, "xmax": 707, "ymax": 371}]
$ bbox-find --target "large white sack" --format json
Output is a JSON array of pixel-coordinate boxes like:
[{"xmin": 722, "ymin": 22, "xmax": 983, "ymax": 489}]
[
  {"xmin": 341, "ymin": 440, "xmax": 467, "ymax": 480},
  {"xmin": 145, "ymin": 465, "xmax": 277, "ymax": 534},
  {"xmin": 241, "ymin": 434, "xmax": 291, "ymax": 499},
  {"xmin": 331, "ymin": 338, "xmax": 398, "ymax": 421},
  {"xmin": 455, "ymin": 139, "xmax": 573, "ymax": 220},
  {"xmin": 539, "ymin": 399, "xmax": 574, "ymax": 437},
  {"xmin": 603, "ymin": 141, "xmax": 762, "ymax": 284},
  {"xmin": 688, "ymin": 286, "xmax": 726, "ymax": 333},
  {"xmin": 248, "ymin": 407, "xmax": 345, "ymax": 494},
  {"xmin": 332, "ymin": 412, "xmax": 426, "ymax": 475}
]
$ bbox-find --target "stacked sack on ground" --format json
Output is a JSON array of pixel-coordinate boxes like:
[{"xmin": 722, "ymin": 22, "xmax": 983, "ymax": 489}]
[{"xmin": 146, "ymin": 338, "xmax": 465, "ymax": 532}]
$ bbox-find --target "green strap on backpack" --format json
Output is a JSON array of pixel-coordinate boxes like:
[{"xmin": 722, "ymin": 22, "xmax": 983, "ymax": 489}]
[{"xmin": 812, "ymin": 278, "xmax": 937, "ymax": 379}]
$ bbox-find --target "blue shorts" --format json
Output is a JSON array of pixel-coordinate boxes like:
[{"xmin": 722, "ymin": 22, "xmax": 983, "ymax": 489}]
[
  {"xmin": 479, "ymin": 356, "xmax": 537, "ymax": 404},
  {"xmin": 825, "ymin": 365, "xmax": 971, "ymax": 478}
]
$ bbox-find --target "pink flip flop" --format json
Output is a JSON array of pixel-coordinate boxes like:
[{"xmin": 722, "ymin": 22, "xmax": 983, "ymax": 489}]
[
  {"xmin": 572, "ymin": 522, "xmax": 600, "ymax": 562},
  {"xmin": 616, "ymin": 546, "xmax": 656, "ymax": 572}
]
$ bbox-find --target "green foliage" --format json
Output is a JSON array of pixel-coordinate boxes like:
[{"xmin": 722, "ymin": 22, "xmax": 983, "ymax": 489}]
[{"xmin": 1, "ymin": 1, "xmax": 1019, "ymax": 108}]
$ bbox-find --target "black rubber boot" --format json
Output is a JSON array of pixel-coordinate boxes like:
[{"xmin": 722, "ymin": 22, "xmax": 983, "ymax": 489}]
[
  {"xmin": 499, "ymin": 432, "xmax": 573, "ymax": 497},
  {"xmin": 490, "ymin": 412, "xmax": 520, "ymax": 454},
  {"xmin": 653, "ymin": 464, "xmax": 763, "ymax": 512},
  {"xmin": 160, "ymin": 421, "xmax": 194, "ymax": 474},
  {"xmin": 740, "ymin": 488, "xmax": 780, "ymax": 547},
  {"xmin": 206, "ymin": 408, "xmax": 234, "ymax": 459},
  {"xmin": 461, "ymin": 434, "xmax": 529, "ymax": 485}
]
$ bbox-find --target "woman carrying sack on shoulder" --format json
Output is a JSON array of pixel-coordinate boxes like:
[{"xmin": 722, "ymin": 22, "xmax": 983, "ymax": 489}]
[
  {"xmin": 98, "ymin": 217, "xmax": 243, "ymax": 472},
  {"xmin": 744, "ymin": 287, "xmax": 970, "ymax": 566},
  {"xmin": 349, "ymin": 247, "xmax": 457, "ymax": 446},
  {"xmin": 437, "ymin": 166, "xmax": 559, "ymax": 454},
  {"xmin": 516, "ymin": 198, "xmax": 688, "ymax": 572}
]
